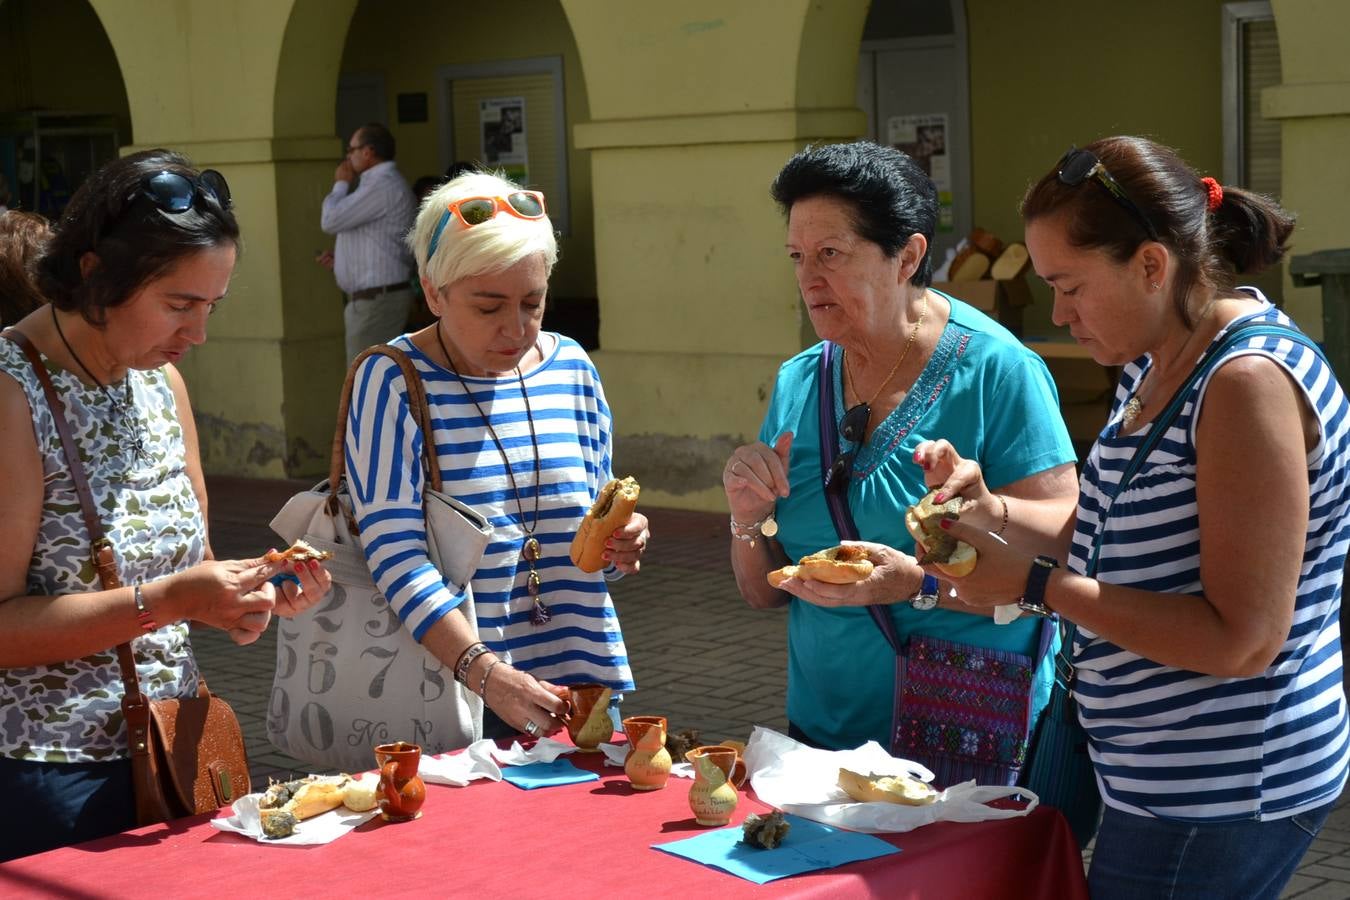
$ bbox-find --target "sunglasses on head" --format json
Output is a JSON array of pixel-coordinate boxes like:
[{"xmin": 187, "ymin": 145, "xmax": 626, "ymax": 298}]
[
  {"xmin": 141, "ymin": 169, "xmax": 232, "ymax": 214},
  {"xmin": 426, "ymin": 190, "xmax": 547, "ymax": 260},
  {"xmin": 1056, "ymin": 147, "xmax": 1158, "ymax": 242}
]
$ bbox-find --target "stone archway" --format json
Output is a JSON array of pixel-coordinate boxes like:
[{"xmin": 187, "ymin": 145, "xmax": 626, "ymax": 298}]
[
  {"xmin": 83, "ymin": 0, "xmax": 360, "ymax": 479},
  {"xmin": 0, "ymin": 0, "xmax": 131, "ymax": 217}
]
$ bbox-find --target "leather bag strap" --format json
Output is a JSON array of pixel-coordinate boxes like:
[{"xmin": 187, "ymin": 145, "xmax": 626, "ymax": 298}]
[
  {"xmin": 328, "ymin": 345, "xmax": 443, "ymax": 509},
  {"xmin": 2, "ymin": 329, "xmax": 144, "ymax": 705}
]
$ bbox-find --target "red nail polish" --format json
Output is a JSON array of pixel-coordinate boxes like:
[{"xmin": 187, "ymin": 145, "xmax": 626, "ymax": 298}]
[
  {"xmin": 939, "ymin": 517, "xmax": 954, "ymax": 530},
  {"xmin": 912, "ymin": 449, "xmax": 923, "ymax": 463},
  {"xmin": 933, "ymin": 492, "xmax": 946, "ymax": 503}
]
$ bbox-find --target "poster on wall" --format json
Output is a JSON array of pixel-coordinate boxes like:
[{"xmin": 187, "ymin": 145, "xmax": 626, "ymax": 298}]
[
  {"xmin": 887, "ymin": 113, "xmax": 953, "ymax": 232},
  {"xmin": 480, "ymin": 97, "xmax": 528, "ymax": 183}
]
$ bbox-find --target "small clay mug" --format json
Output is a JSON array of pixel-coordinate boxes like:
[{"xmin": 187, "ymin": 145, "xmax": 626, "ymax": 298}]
[
  {"xmin": 684, "ymin": 745, "xmax": 741, "ymax": 827},
  {"xmin": 375, "ymin": 741, "xmax": 425, "ymax": 822},
  {"xmin": 560, "ymin": 682, "xmax": 614, "ymax": 752},
  {"xmin": 622, "ymin": 715, "xmax": 673, "ymax": 791}
]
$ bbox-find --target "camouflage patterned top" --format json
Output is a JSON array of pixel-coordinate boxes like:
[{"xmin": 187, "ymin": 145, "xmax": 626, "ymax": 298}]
[{"xmin": 0, "ymin": 339, "xmax": 205, "ymax": 763}]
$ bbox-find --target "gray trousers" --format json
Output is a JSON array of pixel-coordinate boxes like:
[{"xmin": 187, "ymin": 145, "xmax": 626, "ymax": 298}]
[{"xmin": 344, "ymin": 288, "xmax": 415, "ymax": 363}]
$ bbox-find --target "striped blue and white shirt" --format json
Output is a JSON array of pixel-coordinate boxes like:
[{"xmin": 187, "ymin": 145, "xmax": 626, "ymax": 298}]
[
  {"xmin": 320, "ymin": 160, "xmax": 415, "ymax": 295},
  {"xmin": 343, "ymin": 333, "xmax": 635, "ymax": 693},
  {"xmin": 1071, "ymin": 293, "xmax": 1350, "ymax": 822}
]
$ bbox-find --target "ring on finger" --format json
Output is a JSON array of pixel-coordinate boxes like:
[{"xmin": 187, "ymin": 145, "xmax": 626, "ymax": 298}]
[{"xmin": 524, "ymin": 719, "xmax": 540, "ymax": 736}]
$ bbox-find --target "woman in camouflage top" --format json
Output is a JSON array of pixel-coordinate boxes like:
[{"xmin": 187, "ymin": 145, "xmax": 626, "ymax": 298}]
[{"xmin": 0, "ymin": 151, "xmax": 331, "ymax": 861}]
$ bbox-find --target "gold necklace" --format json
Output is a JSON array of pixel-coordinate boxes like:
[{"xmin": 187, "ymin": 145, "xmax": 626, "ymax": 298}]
[
  {"xmin": 844, "ymin": 292, "xmax": 928, "ymax": 412},
  {"xmin": 1121, "ymin": 306, "xmax": 1217, "ymax": 430}
]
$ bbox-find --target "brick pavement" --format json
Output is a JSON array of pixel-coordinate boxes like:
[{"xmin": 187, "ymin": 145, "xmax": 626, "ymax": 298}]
[{"xmin": 195, "ymin": 476, "xmax": 1348, "ymax": 898}]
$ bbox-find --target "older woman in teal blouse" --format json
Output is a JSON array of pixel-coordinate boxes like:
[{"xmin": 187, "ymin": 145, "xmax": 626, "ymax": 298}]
[{"xmin": 723, "ymin": 142, "xmax": 1078, "ymax": 779}]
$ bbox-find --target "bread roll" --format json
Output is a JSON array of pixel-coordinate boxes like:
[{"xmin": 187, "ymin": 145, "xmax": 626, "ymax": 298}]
[
  {"xmin": 904, "ymin": 489, "xmax": 977, "ymax": 577},
  {"xmin": 342, "ymin": 774, "xmax": 378, "ymax": 812},
  {"xmin": 767, "ymin": 565, "xmax": 799, "ymax": 588},
  {"xmin": 837, "ymin": 767, "xmax": 938, "ymax": 806},
  {"xmin": 990, "ymin": 242, "xmax": 1030, "ymax": 280},
  {"xmin": 570, "ymin": 477, "xmax": 641, "ymax": 573},
  {"xmin": 795, "ymin": 545, "xmax": 874, "ymax": 584}
]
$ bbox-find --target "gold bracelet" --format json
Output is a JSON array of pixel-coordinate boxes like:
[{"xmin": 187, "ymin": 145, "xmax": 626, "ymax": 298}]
[
  {"xmin": 478, "ymin": 658, "xmax": 504, "ymax": 699},
  {"xmin": 993, "ymin": 494, "xmax": 1009, "ymax": 536}
]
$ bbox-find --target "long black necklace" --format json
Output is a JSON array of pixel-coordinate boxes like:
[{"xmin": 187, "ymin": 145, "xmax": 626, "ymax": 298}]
[
  {"xmin": 51, "ymin": 306, "xmax": 150, "ymax": 465},
  {"xmin": 436, "ymin": 327, "xmax": 549, "ymax": 625}
]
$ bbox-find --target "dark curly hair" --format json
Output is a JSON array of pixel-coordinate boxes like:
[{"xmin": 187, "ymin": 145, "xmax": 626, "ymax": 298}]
[
  {"xmin": 770, "ymin": 141, "xmax": 939, "ymax": 286},
  {"xmin": 34, "ymin": 149, "xmax": 240, "ymax": 326},
  {"xmin": 0, "ymin": 211, "xmax": 52, "ymax": 326},
  {"xmin": 1021, "ymin": 136, "xmax": 1295, "ymax": 326}
]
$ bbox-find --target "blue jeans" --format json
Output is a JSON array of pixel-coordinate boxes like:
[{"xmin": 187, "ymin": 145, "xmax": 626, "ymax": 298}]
[
  {"xmin": 1088, "ymin": 800, "xmax": 1335, "ymax": 900},
  {"xmin": 0, "ymin": 756, "xmax": 136, "ymax": 862}
]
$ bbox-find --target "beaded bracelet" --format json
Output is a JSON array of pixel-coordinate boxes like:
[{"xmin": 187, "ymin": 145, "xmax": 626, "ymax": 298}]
[
  {"xmin": 133, "ymin": 584, "xmax": 158, "ymax": 632},
  {"xmin": 478, "ymin": 658, "xmax": 504, "ymax": 699},
  {"xmin": 454, "ymin": 642, "xmax": 490, "ymax": 685},
  {"xmin": 729, "ymin": 513, "xmax": 779, "ymax": 548},
  {"xmin": 993, "ymin": 494, "xmax": 1009, "ymax": 536}
]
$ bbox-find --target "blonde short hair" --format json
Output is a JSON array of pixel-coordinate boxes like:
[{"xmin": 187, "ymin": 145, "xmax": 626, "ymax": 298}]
[{"xmin": 407, "ymin": 171, "xmax": 558, "ymax": 289}]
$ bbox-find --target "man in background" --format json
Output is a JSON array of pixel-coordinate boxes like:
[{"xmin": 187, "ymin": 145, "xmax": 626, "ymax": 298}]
[{"xmin": 318, "ymin": 122, "xmax": 415, "ymax": 363}]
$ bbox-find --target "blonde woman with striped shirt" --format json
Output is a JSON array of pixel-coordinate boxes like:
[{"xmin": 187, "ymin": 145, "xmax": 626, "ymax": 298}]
[{"xmin": 343, "ymin": 172, "xmax": 650, "ymax": 741}]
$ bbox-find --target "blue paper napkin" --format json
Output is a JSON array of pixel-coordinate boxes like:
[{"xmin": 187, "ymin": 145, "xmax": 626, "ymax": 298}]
[
  {"xmin": 500, "ymin": 758, "xmax": 600, "ymax": 790},
  {"xmin": 652, "ymin": 814, "xmax": 899, "ymax": 884}
]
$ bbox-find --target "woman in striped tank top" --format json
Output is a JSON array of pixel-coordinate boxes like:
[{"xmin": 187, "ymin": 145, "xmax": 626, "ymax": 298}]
[
  {"xmin": 343, "ymin": 172, "xmax": 650, "ymax": 742},
  {"xmin": 933, "ymin": 136, "xmax": 1348, "ymax": 898}
]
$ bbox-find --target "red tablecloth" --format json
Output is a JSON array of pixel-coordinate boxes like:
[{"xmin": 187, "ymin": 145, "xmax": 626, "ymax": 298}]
[{"xmin": 0, "ymin": 738, "xmax": 1088, "ymax": 899}]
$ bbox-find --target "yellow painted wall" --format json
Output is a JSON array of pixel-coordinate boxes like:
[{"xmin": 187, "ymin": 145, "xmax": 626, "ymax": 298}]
[
  {"xmin": 337, "ymin": 0, "xmax": 595, "ymax": 300},
  {"xmin": 0, "ymin": 0, "xmax": 132, "ymax": 144},
  {"xmin": 967, "ymin": 0, "xmax": 1234, "ymax": 341},
  {"xmin": 566, "ymin": 0, "xmax": 869, "ymax": 508},
  {"xmin": 1267, "ymin": 0, "xmax": 1350, "ymax": 337}
]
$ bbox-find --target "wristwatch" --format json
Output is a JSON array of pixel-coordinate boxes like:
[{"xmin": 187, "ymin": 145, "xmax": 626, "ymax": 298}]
[
  {"xmin": 1017, "ymin": 555, "xmax": 1059, "ymax": 618},
  {"xmin": 910, "ymin": 573, "xmax": 940, "ymax": 611}
]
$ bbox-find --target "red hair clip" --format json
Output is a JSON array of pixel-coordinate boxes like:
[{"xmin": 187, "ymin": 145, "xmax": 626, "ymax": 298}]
[{"xmin": 1201, "ymin": 176, "xmax": 1223, "ymax": 212}]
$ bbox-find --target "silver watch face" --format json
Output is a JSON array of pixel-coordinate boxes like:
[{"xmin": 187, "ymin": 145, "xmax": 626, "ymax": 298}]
[{"xmin": 911, "ymin": 592, "xmax": 939, "ymax": 611}]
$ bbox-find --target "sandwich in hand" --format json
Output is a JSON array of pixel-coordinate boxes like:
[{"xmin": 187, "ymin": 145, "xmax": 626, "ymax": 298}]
[
  {"xmin": 265, "ymin": 539, "xmax": 334, "ymax": 564},
  {"xmin": 904, "ymin": 489, "xmax": 977, "ymax": 577},
  {"xmin": 767, "ymin": 544, "xmax": 873, "ymax": 588},
  {"xmin": 570, "ymin": 476, "xmax": 641, "ymax": 573}
]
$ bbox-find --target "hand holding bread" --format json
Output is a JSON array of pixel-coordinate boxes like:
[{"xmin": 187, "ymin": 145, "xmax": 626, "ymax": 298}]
[
  {"xmin": 571, "ymin": 476, "xmax": 641, "ymax": 573},
  {"xmin": 767, "ymin": 544, "xmax": 874, "ymax": 588},
  {"xmin": 904, "ymin": 489, "xmax": 978, "ymax": 577}
]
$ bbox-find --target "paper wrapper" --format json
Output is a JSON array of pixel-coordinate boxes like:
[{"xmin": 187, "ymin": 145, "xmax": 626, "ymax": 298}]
[
  {"xmin": 993, "ymin": 603, "xmax": 1022, "ymax": 625},
  {"xmin": 209, "ymin": 781, "xmax": 380, "ymax": 845},
  {"xmin": 742, "ymin": 726, "xmax": 1038, "ymax": 834},
  {"xmin": 419, "ymin": 736, "xmax": 578, "ymax": 787}
]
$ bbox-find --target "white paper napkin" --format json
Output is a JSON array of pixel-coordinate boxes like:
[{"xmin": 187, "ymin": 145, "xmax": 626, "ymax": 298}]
[
  {"xmin": 418, "ymin": 736, "xmax": 578, "ymax": 787},
  {"xmin": 742, "ymin": 726, "xmax": 1037, "ymax": 834},
  {"xmin": 993, "ymin": 603, "xmax": 1022, "ymax": 625},
  {"xmin": 209, "ymin": 785, "xmax": 380, "ymax": 845},
  {"xmin": 598, "ymin": 742, "xmax": 694, "ymax": 779}
]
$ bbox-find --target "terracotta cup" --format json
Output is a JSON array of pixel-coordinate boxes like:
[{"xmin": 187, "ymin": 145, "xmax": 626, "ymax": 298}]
[
  {"xmin": 684, "ymin": 745, "xmax": 740, "ymax": 827},
  {"xmin": 375, "ymin": 741, "xmax": 425, "ymax": 822},
  {"xmin": 561, "ymin": 682, "xmax": 614, "ymax": 752},
  {"xmin": 622, "ymin": 715, "xmax": 672, "ymax": 791}
]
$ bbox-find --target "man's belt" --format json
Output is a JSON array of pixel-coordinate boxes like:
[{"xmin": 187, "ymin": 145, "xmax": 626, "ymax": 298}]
[{"xmin": 350, "ymin": 280, "xmax": 411, "ymax": 300}]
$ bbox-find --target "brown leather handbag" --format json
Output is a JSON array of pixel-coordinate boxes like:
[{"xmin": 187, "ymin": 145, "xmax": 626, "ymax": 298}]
[{"xmin": 6, "ymin": 330, "xmax": 251, "ymax": 824}]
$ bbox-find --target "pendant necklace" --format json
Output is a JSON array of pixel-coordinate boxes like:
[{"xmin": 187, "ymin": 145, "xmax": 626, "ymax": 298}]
[
  {"xmin": 51, "ymin": 306, "xmax": 150, "ymax": 465},
  {"xmin": 437, "ymin": 328, "xmax": 550, "ymax": 625}
]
